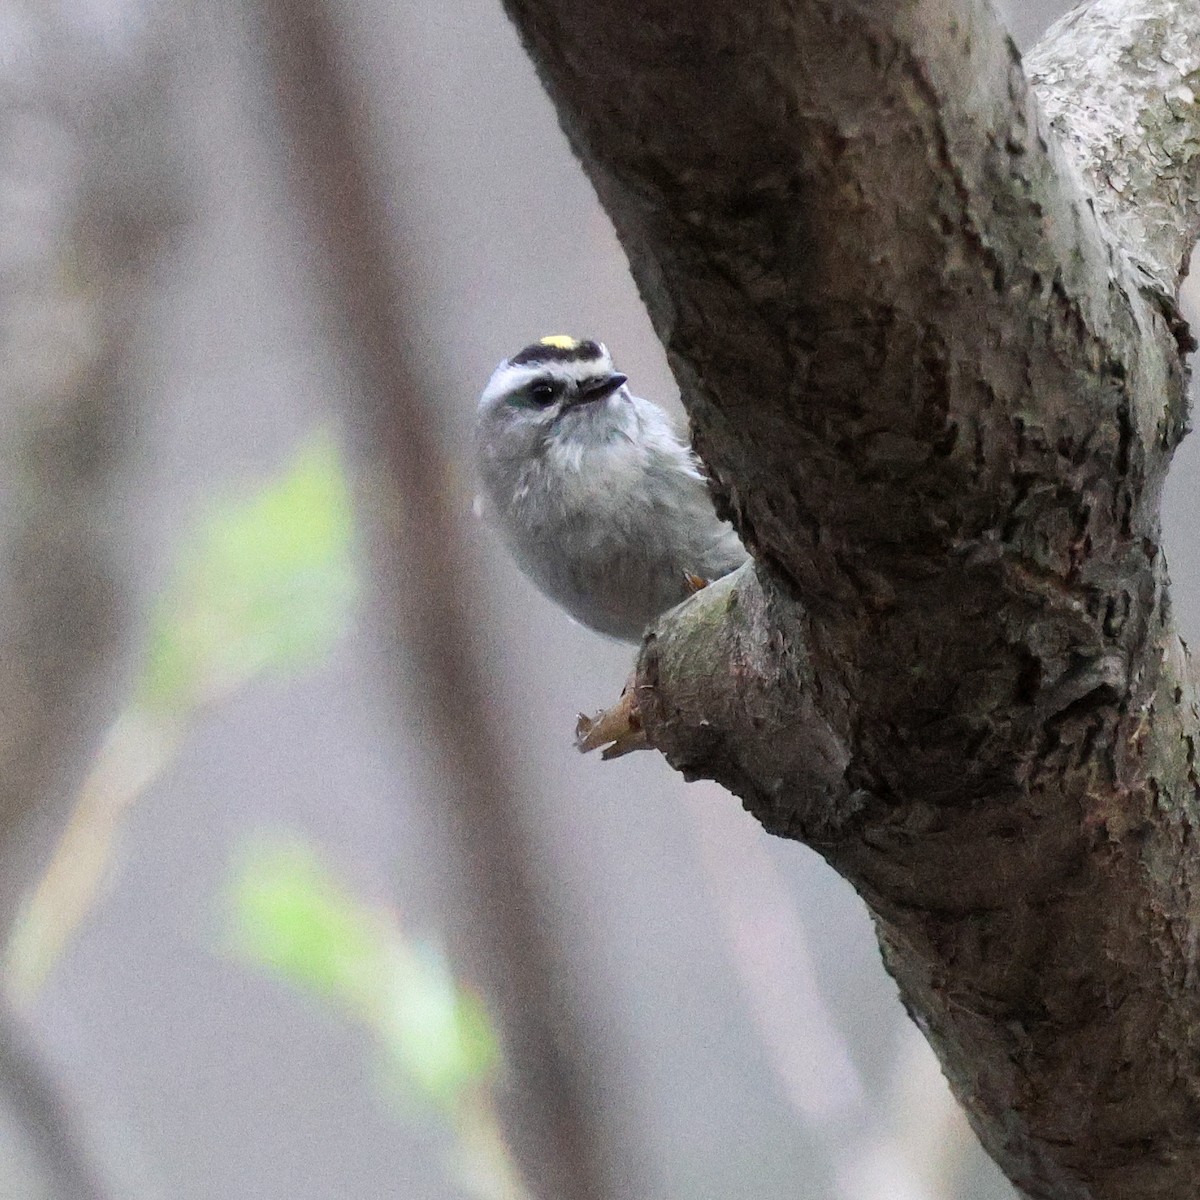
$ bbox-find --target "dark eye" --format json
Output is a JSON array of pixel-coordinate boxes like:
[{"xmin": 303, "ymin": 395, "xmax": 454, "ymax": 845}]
[{"xmin": 527, "ymin": 380, "xmax": 559, "ymax": 406}]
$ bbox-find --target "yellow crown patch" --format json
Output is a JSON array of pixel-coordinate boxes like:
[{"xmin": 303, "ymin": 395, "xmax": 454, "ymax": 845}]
[{"xmin": 538, "ymin": 334, "xmax": 580, "ymax": 350}]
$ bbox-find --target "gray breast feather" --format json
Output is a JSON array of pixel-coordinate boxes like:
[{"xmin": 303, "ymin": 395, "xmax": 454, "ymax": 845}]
[
  {"xmin": 477, "ymin": 383, "xmax": 748, "ymax": 642},
  {"xmin": 508, "ymin": 435, "xmax": 747, "ymax": 641}
]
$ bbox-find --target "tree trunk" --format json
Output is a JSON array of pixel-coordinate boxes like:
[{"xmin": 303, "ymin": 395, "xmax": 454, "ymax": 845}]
[{"xmin": 496, "ymin": 0, "xmax": 1200, "ymax": 1197}]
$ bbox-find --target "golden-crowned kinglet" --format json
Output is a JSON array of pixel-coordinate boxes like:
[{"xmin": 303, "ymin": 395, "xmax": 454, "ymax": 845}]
[{"xmin": 475, "ymin": 336, "xmax": 747, "ymax": 641}]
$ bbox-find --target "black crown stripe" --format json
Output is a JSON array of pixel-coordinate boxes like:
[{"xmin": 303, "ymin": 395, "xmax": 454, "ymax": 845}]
[{"xmin": 509, "ymin": 339, "xmax": 605, "ymax": 367}]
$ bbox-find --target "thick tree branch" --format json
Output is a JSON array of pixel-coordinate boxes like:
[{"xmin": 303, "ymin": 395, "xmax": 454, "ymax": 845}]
[
  {"xmin": 638, "ymin": 565, "xmax": 853, "ymax": 835},
  {"xmin": 1028, "ymin": 0, "xmax": 1200, "ymax": 295},
  {"xmin": 499, "ymin": 0, "xmax": 1200, "ymax": 1197}
]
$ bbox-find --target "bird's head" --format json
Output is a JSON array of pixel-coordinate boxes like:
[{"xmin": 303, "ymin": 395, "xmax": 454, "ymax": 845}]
[{"xmin": 476, "ymin": 336, "xmax": 631, "ymax": 469}]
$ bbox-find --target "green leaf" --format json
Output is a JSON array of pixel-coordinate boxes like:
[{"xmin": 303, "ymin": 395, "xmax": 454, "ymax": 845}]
[
  {"xmin": 381, "ymin": 940, "xmax": 502, "ymax": 1110},
  {"xmin": 226, "ymin": 839, "xmax": 501, "ymax": 1116},
  {"xmin": 136, "ymin": 435, "xmax": 357, "ymax": 715},
  {"xmin": 227, "ymin": 840, "xmax": 384, "ymax": 1005}
]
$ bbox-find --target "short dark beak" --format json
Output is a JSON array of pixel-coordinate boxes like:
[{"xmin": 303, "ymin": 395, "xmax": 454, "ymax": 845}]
[{"xmin": 572, "ymin": 372, "xmax": 627, "ymax": 404}]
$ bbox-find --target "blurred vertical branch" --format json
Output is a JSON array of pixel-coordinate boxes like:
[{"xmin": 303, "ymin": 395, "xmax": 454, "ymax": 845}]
[
  {"xmin": 254, "ymin": 3, "xmax": 612, "ymax": 1199},
  {"xmin": 689, "ymin": 801, "xmax": 971, "ymax": 1200},
  {"xmin": 0, "ymin": 1, "xmax": 188, "ymax": 1196},
  {"xmin": 0, "ymin": 1002, "xmax": 115, "ymax": 1200},
  {"xmin": 0, "ymin": 1, "xmax": 186, "ymax": 919}
]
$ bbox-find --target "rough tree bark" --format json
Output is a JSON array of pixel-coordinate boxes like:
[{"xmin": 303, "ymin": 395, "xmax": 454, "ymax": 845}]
[{"xmin": 497, "ymin": 1, "xmax": 1200, "ymax": 1198}]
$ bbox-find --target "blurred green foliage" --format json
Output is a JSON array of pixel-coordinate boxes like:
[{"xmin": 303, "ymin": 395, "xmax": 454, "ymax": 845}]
[
  {"xmin": 6, "ymin": 435, "xmax": 360, "ymax": 1006},
  {"xmin": 12, "ymin": 429, "xmax": 528, "ymax": 1195},
  {"xmin": 227, "ymin": 839, "xmax": 501, "ymax": 1117},
  {"xmin": 136, "ymin": 435, "xmax": 357, "ymax": 715}
]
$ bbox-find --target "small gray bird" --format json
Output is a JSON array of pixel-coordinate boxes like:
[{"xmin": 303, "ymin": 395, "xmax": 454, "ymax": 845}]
[{"xmin": 475, "ymin": 335, "xmax": 747, "ymax": 642}]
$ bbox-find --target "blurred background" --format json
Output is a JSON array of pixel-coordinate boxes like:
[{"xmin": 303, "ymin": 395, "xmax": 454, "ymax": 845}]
[{"xmin": 1, "ymin": 0, "xmax": 1196, "ymax": 1197}]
